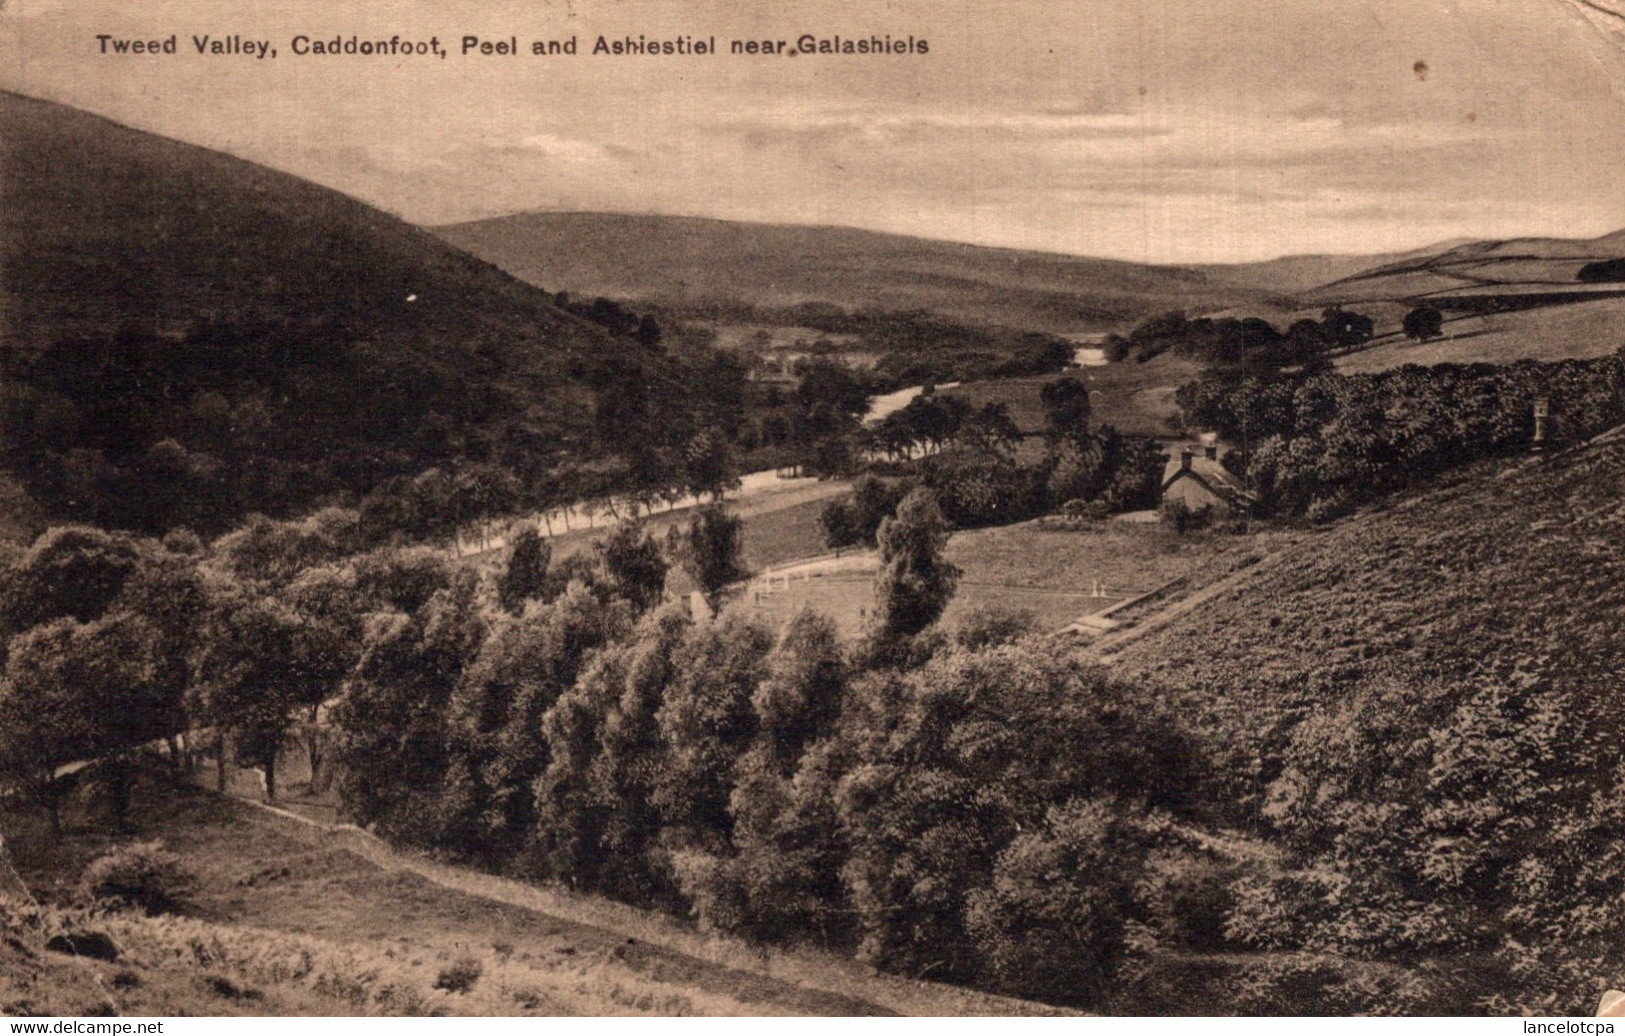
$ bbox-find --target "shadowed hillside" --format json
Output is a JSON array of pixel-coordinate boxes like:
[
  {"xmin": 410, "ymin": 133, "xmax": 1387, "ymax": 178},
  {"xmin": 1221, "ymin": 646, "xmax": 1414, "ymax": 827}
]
[{"xmin": 0, "ymin": 91, "xmax": 663, "ymax": 534}]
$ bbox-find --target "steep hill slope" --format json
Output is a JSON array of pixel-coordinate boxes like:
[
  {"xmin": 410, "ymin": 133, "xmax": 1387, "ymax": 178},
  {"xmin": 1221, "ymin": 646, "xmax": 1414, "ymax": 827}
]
[
  {"xmin": 1102, "ymin": 436, "xmax": 1625, "ymax": 1011},
  {"xmin": 1110, "ymin": 437, "xmax": 1625, "ymax": 776},
  {"xmin": 0, "ymin": 91, "xmax": 651, "ymax": 534},
  {"xmin": 431, "ymin": 211, "xmax": 1289, "ymax": 334}
]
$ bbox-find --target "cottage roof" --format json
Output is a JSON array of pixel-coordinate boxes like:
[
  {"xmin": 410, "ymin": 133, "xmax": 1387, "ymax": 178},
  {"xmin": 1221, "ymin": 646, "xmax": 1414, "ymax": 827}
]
[{"xmin": 1162, "ymin": 449, "xmax": 1253, "ymax": 505}]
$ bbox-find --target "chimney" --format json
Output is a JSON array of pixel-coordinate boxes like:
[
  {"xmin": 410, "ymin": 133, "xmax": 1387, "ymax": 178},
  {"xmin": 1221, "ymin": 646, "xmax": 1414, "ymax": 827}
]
[
  {"xmin": 1181, "ymin": 449, "xmax": 1194, "ymax": 471},
  {"xmin": 1204, "ymin": 444, "xmax": 1218, "ymax": 461}
]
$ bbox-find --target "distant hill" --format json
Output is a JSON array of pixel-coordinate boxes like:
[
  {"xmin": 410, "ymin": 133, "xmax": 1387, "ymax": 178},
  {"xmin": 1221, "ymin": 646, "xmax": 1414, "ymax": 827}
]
[
  {"xmin": 0, "ymin": 91, "xmax": 659, "ymax": 534},
  {"xmin": 429, "ymin": 210, "xmax": 1625, "ymax": 421},
  {"xmin": 1195, "ymin": 239, "xmax": 1479, "ymax": 295},
  {"xmin": 431, "ymin": 211, "xmax": 1295, "ymax": 334},
  {"xmin": 433, "ymin": 211, "xmax": 1625, "ymax": 342},
  {"xmin": 1307, "ymin": 228, "xmax": 1625, "ymax": 306}
]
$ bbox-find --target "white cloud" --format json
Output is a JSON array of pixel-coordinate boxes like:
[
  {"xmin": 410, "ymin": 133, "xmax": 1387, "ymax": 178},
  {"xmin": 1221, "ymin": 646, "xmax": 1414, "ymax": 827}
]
[{"xmin": 508, "ymin": 132, "xmax": 619, "ymax": 165}]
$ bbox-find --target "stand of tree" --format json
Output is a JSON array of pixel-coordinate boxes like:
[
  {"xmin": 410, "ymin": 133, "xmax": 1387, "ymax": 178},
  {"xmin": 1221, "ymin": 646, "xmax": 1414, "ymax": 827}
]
[
  {"xmin": 0, "ymin": 307, "xmax": 757, "ymax": 540},
  {"xmin": 840, "ymin": 378, "xmax": 1165, "ymax": 534},
  {"xmin": 1175, "ymin": 351, "xmax": 1625, "ymax": 520},
  {"xmin": 1106, "ymin": 306, "xmax": 1374, "ymax": 370},
  {"xmin": 0, "ymin": 494, "xmax": 1212, "ymax": 1010}
]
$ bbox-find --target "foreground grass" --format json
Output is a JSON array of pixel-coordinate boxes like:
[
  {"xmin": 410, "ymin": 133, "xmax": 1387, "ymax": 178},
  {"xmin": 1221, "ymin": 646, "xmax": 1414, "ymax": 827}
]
[{"xmin": 1, "ymin": 778, "xmax": 1061, "ymax": 1017}]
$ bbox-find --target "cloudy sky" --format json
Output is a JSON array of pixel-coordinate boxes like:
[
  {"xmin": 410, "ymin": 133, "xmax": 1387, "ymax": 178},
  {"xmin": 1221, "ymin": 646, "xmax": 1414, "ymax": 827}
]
[{"xmin": 3, "ymin": 0, "xmax": 1625, "ymax": 263}]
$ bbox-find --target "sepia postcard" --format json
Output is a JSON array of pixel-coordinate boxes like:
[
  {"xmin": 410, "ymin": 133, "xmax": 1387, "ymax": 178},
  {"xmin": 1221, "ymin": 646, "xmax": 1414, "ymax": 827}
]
[{"xmin": 3, "ymin": 0, "xmax": 1625, "ymax": 1020}]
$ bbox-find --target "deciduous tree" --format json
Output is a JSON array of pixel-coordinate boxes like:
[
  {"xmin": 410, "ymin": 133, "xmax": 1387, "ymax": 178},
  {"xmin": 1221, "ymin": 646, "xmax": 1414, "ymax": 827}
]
[{"xmin": 873, "ymin": 488, "xmax": 960, "ymax": 640}]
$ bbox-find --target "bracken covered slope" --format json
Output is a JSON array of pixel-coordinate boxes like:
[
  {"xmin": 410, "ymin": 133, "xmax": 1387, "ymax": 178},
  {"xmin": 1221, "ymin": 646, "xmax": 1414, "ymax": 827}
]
[{"xmin": 1112, "ymin": 435, "xmax": 1625, "ymax": 800}]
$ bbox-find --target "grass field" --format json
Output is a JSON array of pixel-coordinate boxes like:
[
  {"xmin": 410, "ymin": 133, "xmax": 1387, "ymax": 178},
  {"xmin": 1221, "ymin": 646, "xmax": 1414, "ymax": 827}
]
[
  {"xmin": 942, "ymin": 353, "xmax": 1203, "ymax": 439},
  {"xmin": 737, "ymin": 572, "xmax": 1120, "ymax": 640},
  {"xmin": 947, "ymin": 518, "xmax": 1280, "ymax": 594},
  {"xmin": 729, "ymin": 516, "xmax": 1297, "ymax": 639},
  {"xmin": 666, "ymin": 495, "xmax": 839, "ymax": 599},
  {"xmin": 1336, "ymin": 296, "xmax": 1625, "ymax": 374}
]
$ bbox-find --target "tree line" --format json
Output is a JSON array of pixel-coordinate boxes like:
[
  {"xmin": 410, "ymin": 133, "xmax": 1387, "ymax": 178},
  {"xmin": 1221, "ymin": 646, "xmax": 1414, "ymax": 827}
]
[
  {"xmin": 1103, "ymin": 307, "xmax": 1376, "ymax": 370},
  {"xmin": 1174, "ymin": 351, "xmax": 1625, "ymax": 521}
]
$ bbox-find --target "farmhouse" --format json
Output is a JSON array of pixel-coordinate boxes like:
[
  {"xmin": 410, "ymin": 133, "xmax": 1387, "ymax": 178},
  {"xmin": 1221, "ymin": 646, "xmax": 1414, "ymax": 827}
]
[{"xmin": 1161, "ymin": 443, "xmax": 1253, "ymax": 514}]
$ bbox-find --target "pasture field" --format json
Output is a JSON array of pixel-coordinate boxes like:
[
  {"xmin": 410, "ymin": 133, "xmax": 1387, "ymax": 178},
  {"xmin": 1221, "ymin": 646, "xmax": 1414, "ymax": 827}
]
[
  {"xmin": 729, "ymin": 516, "xmax": 1300, "ymax": 639},
  {"xmin": 666, "ymin": 495, "xmax": 839, "ymax": 599},
  {"xmin": 942, "ymin": 352, "xmax": 1203, "ymax": 439},
  {"xmin": 736, "ymin": 568, "xmax": 1119, "ymax": 638},
  {"xmin": 947, "ymin": 517, "xmax": 1287, "ymax": 594},
  {"xmin": 1335, "ymin": 296, "xmax": 1625, "ymax": 373}
]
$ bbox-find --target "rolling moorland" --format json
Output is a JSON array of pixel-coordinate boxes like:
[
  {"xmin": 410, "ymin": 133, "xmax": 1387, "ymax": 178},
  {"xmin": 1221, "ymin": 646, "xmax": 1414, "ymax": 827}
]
[
  {"xmin": 5, "ymin": 88, "xmax": 1625, "ymax": 1016},
  {"xmin": 432, "ymin": 211, "xmax": 1293, "ymax": 335},
  {"xmin": 1101, "ymin": 435, "xmax": 1625, "ymax": 1013}
]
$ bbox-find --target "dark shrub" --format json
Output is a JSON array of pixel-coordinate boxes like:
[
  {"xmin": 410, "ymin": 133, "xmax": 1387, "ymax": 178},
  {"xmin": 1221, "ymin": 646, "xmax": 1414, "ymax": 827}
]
[
  {"xmin": 81, "ymin": 841, "xmax": 196, "ymax": 915},
  {"xmin": 434, "ymin": 957, "xmax": 483, "ymax": 994}
]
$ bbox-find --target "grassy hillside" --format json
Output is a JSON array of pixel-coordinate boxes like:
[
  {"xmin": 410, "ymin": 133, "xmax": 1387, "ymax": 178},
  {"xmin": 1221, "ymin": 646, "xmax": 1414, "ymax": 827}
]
[
  {"xmin": 0, "ymin": 774, "xmax": 1062, "ymax": 1017},
  {"xmin": 0, "ymin": 91, "xmax": 665, "ymax": 534},
  {"xmin": 1109, "ymin": 438, "xmax": 1625, "ymax": 766},
  {"xmin": 431, "ymin": 212, "xmax": 1290, "ymax": 334}
]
